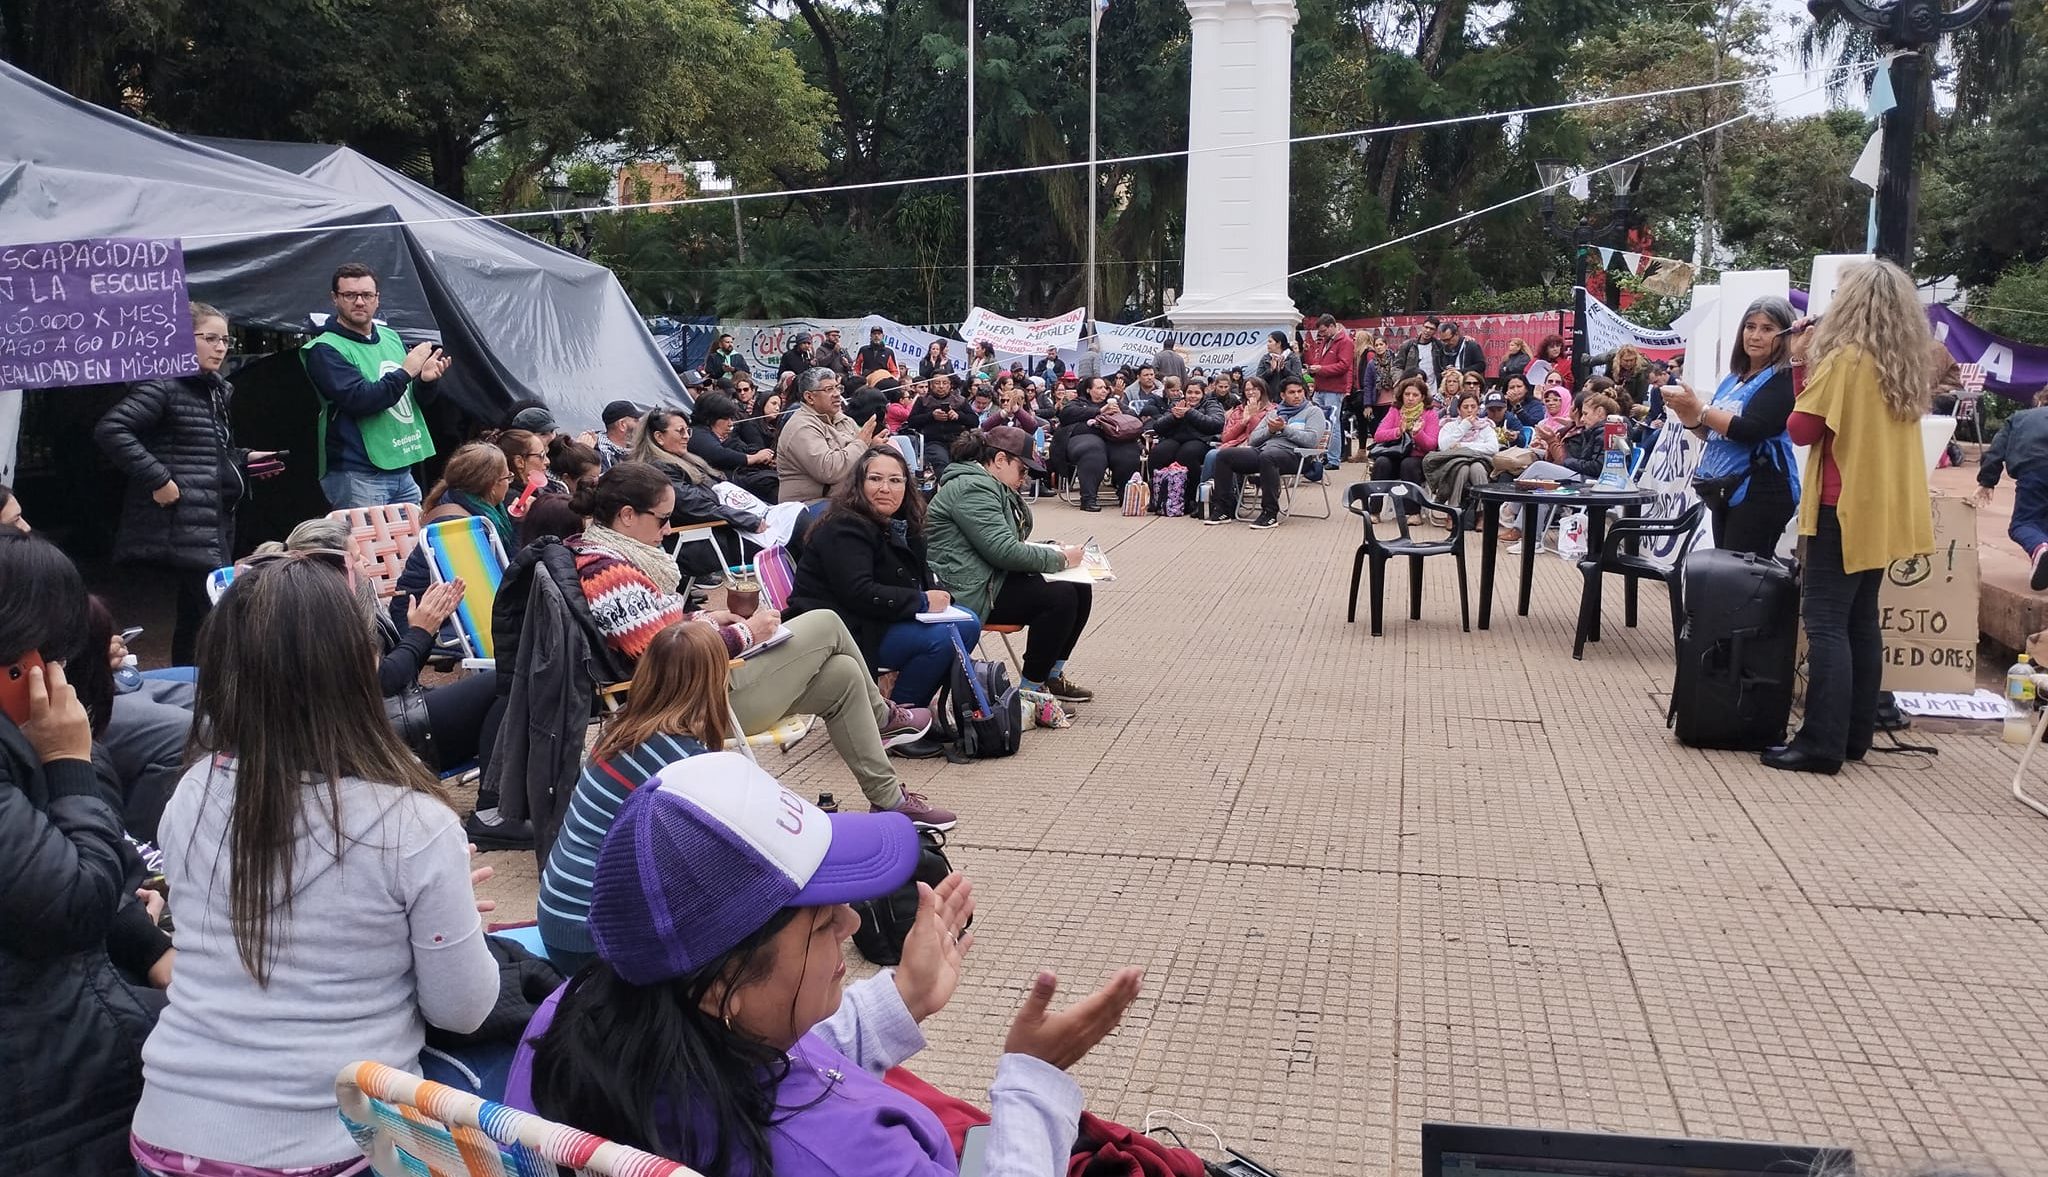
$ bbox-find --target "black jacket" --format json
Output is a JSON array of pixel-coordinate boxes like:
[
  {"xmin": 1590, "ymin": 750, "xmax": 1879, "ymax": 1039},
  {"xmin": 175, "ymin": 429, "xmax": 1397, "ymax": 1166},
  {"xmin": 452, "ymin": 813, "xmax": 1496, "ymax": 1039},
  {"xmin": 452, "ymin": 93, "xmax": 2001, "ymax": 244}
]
[
  {"xmin": 94, "ymin": 373, "xmax": 248, "ymax": 570},
  {"xmin": 688, "ymin": 424, "xmax": 755, "ymax": 477},
  {"xmin": 777, "ymin": 346, "xmax": 813, "ymax": 376},
  {"xmin": 908, "ymin": 391, "xmax": 972, "ymax": 450},
  {"xmin": 1147, "ymin": 395, "xmax": 1226, "ymax": 446},
  {"xmin": 0, "ymin": 721, "xmax": 169, "ymax": 1176},
  {"xmin": 786, "ymin": 510, "xmax": 935, "ymax": 674}
]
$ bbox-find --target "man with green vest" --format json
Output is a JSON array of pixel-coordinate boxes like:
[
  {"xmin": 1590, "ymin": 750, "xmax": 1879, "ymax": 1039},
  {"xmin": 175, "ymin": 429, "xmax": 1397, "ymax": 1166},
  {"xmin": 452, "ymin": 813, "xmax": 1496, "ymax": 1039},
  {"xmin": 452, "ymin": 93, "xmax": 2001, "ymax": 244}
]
[{"xmin": 303, "ymin": 262, "xmax": 451, "ymax": 508}]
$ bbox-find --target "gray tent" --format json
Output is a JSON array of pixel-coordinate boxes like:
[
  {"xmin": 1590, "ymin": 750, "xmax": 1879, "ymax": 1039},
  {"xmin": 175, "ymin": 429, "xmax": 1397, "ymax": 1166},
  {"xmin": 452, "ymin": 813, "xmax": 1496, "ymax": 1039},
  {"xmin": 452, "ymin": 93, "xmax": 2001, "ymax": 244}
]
[
  {"xmin": 201, "ymin": 137, "xmax": 687, "ymax": 428},
  {"xmin": 0, "ymin": 61, "xmax": 683, "ymax": 429}
]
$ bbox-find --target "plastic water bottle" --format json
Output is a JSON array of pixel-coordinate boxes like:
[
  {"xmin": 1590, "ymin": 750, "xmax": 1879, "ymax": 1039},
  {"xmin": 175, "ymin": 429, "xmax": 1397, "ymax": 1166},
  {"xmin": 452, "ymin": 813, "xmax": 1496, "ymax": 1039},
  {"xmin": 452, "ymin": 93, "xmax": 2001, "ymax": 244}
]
[
  {"xmin": 2005, "ymin": 654, "xmax": 2035, "ymax": 743},
  {"xmin": 1595, "ymin": 414, "xmax": 1632, "ymax": 489},
  {"xmin": 816, "ymin": 792, "xmax": 839, "ymax": 813},
  {"xmin": 112, "ymin": 653, "xmax": 143, "ymax": 694}
]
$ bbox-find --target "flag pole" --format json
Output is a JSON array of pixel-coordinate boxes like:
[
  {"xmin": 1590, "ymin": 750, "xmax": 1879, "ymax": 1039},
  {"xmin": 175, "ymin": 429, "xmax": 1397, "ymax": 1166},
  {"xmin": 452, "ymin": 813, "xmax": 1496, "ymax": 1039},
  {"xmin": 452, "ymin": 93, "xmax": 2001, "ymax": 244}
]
[
  {"xmin": 1086, "ymin": 0, "xmax": 1100, "ymax": 322},
  {"xmin": 966, "ymin": 0, "xmax": 977, "ymax": 319}
]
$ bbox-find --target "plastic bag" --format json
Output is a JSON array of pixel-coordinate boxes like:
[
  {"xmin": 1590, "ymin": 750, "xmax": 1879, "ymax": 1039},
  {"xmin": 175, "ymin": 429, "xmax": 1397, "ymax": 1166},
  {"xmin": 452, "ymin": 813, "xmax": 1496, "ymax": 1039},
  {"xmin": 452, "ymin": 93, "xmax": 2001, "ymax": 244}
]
[{"xmin": 1553, "ymin": 509, "xmax": 1589, "ymax": 563}]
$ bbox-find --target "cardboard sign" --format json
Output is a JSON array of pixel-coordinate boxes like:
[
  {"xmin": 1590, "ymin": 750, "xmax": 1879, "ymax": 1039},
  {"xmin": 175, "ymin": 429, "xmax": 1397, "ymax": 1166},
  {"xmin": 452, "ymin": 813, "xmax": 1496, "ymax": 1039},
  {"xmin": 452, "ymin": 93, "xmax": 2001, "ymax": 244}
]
[
  {"xmin": 1879, "ymin": 494, "xmax": 1978, "ymax": 692},
  {"xmin": 0, "ymin": 237, "xmax": 198, "ymax": 389}
]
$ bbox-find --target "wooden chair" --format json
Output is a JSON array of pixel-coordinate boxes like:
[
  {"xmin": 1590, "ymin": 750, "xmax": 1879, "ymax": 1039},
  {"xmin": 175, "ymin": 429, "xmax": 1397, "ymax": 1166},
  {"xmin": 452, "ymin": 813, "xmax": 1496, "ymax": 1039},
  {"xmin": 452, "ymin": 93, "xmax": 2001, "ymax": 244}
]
[
  {"xmin": 336, "ymin": 1059, "xmax": 698, "ymax": 1177},
  {"xmin": 326, "ymin": 503, "xmax": 424, "ymax": 601},
  {"xmin": 1344, "ymin": 481, "xmax": 1469, "ymax": 636}
]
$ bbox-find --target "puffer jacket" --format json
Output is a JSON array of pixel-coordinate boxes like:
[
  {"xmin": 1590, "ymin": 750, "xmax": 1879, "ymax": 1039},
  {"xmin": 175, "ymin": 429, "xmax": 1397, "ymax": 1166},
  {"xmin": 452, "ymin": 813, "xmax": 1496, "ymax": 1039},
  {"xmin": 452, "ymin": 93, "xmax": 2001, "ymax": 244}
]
[
  {"xmin": 1147, "ymin": 395, "xmax": 1226, "ymax": 447},
  {"xmin": 787, "ymin": 509, "xmax": 937, "ymax": 672},
  {"xmin": 94, "ymin": 373, "xmax": 248, "ymax": 570},
  {"xmin": 924, "ymin": 461, "xmax": 1066, "ymax": 619},
  {"xmin": 0, "ymin": 720, "xmax": 170, "ymax": 1176}
]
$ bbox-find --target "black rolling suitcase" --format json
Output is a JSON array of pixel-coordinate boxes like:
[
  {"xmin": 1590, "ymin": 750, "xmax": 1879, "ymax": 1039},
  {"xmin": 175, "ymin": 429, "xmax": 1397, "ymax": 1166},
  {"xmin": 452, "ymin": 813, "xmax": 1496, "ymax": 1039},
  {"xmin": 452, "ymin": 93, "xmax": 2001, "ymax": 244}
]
[{"xmin": 1669, "ymin": 548, "xmax": 1799, "ymax": 750}]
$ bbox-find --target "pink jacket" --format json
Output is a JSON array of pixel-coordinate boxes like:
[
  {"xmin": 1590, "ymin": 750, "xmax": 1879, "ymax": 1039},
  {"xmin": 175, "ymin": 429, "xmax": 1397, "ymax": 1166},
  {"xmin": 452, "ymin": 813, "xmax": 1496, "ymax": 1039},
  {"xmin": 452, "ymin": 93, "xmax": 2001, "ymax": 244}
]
[{"xmin": 1374, "ymin": 408, "xmax": 1441, "ymax": 454}]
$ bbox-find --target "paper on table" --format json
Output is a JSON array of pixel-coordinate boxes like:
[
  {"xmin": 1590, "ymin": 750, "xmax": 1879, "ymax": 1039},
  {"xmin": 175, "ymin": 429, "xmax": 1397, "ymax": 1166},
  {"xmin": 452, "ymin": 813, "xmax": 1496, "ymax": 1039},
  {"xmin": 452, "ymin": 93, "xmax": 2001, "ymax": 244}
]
[{"xmin": 916, "ymin": 605, "xmax": 975, "ymax": 623}]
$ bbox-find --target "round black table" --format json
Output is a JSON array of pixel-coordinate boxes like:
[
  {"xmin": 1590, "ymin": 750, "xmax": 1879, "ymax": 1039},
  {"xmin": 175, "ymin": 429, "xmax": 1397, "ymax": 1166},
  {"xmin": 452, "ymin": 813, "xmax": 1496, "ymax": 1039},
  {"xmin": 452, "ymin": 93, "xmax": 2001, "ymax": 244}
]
[{"xmin": 1468, "ymin": 483, "xmax": 1657, "ymax": 631}]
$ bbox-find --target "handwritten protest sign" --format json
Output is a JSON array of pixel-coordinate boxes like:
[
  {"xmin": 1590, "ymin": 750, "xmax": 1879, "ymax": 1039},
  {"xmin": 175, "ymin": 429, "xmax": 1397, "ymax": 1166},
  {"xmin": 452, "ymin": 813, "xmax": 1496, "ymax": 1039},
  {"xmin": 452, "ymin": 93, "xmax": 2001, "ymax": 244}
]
[
  {"xmin": 1879, "ymin": 494, "xmax": 1977, "ymax": 693},
  {"xmin": 0, "ymin": 237, "xmax": 198, "ymax": 390},
  {"xmin": 959, "ymin": 306, "xmax": 1085, "ymax": 355}
]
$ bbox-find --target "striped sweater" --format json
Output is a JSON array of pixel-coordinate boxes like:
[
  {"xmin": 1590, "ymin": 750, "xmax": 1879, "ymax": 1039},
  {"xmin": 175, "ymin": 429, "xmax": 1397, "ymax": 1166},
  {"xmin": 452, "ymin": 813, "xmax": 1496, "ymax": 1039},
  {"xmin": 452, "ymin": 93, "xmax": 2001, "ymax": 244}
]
[
  {"xmin": 536, "ymin": 731, "xmax": 707, "ymax": 957},
  {"xmin": 566, "ymin": 536, "xmax": 746, "ymax": 663}
]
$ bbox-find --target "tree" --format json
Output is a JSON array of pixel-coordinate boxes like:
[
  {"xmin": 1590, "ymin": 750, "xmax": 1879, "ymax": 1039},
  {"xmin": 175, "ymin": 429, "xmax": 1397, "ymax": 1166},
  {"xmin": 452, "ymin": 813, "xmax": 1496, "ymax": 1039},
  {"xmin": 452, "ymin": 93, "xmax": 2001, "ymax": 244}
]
[
  {"xmin": 1971, "ymin": 260, "xmax": 2048, "ymax": 347},
  {"xmin": 139, "ymin": 0, "xmax": 830, "ymax": 199},
  {"xmin": 1716, "ymin": 109, "xmax": 1871, "ymax": 275}
]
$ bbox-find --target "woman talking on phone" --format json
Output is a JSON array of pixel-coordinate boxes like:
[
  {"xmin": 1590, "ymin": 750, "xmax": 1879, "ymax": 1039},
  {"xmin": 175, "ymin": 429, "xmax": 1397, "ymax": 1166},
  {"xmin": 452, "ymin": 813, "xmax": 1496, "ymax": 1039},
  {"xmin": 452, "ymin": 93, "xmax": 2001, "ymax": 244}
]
[
  {"xmin": 1765, "ymin": 260, "xmax": 1935, "ymax": 774},
  {"xmin": 0, "ymin": 532, "xmax": 174, "ymax": 1176},
  {"xmin": 1659, "ymin": 296, "xmax": 1799, "ymax": 557}
]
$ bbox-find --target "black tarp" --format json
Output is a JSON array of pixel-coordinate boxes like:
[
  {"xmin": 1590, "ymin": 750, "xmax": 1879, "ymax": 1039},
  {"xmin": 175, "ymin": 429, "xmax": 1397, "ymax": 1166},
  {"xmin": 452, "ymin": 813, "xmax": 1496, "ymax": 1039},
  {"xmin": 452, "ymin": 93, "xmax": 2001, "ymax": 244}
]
[
  {"xmin": 199, "ymin": 137, "xmax": 688, "ymax": 428},
  {"xmin": 0, "ymin": 61, "xmax": 685, "ymax": 429}
]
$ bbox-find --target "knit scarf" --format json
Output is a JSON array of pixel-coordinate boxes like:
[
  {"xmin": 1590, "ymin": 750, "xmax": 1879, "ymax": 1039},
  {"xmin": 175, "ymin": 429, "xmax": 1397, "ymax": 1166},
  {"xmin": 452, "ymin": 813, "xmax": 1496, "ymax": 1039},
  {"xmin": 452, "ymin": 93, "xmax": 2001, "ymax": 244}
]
[
  {"xmin": 1399, "ymin": 397, "xmax": 1426, "ymax": 435},
  {"xmin": 583, "ymin": 521, "xmax": 681, "ymax": 595},
  {"xmin": 446, "ymin": 489, "xmax": 517, "ymax": 552}
]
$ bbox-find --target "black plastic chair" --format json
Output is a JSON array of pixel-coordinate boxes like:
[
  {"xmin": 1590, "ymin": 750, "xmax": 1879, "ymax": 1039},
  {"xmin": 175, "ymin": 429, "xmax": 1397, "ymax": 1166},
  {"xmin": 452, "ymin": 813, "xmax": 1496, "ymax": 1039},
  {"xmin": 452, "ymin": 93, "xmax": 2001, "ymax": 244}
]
[
  {"xmin": 1571, "ymin": 500, "xmax": 1706, "ymax": 660},
  {"xmin": 1345, "ymin": 481, "xmax": 1469, "ymax": 636}
]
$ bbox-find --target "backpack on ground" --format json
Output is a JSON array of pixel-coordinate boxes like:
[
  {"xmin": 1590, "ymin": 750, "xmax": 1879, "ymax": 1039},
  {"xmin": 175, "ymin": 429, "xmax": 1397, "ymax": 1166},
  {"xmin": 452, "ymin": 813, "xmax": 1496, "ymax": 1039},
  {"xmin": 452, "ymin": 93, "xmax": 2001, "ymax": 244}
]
[
  {"xmin": 944, "ymin": 626, "xmax": 1022, "ymax": 759},
  {"xmin": 852, "ymin": 828, "xmax": 961, "ymax": 965},
  {"xmin": 1151, "ymin": 464, "xmax": 1188, "ymax": 516}
]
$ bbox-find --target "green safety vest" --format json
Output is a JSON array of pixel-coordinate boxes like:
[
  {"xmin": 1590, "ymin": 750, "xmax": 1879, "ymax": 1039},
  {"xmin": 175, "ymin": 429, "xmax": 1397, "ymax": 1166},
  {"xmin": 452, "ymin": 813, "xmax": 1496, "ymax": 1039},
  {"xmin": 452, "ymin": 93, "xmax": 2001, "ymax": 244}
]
[{"xmin": 301, "ymin": 327, "xmax": 436, "ymax": 474}]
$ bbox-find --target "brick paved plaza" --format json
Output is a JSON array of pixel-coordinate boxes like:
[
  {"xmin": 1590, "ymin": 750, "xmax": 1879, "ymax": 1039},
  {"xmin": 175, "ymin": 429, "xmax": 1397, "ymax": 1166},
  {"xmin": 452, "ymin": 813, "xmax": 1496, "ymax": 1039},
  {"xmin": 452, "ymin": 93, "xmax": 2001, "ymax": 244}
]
[{"xmin": 472, "ymin": 480, "xmax": 2048, "ymax": 1177}]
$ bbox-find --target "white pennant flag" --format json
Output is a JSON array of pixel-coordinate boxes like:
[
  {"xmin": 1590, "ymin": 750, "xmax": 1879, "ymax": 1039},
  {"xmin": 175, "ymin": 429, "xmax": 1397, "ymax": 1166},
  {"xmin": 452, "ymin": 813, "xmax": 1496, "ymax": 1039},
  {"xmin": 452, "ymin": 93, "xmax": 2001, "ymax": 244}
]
[
  {"xmin": 1597, "ymin": 247, "xmax": 1616, "ymax": 268},
  {"xmin": 1621, "ymin": 251, "xmax": 1644, "ymax": 274},
  {"xmin": 1850, "ymin": 127, "xmax": 1883, "ymax": 190}
]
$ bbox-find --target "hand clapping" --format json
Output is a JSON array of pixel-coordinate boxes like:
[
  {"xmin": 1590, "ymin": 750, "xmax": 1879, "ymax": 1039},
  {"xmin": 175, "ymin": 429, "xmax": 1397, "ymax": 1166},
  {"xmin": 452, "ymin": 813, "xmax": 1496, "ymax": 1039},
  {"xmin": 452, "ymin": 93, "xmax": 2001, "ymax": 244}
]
[{"xmin": 893, "ymin": 873, "xmax": 977, "ymax": 1022}]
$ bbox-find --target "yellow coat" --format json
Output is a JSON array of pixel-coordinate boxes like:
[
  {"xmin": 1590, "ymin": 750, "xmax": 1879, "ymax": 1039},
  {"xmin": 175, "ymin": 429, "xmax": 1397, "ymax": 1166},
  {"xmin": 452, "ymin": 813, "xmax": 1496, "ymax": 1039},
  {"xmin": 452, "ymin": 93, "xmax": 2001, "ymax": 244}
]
[{"xmin": 1795, "ymin": 346, "xmax": 1933, "ymax": 573}]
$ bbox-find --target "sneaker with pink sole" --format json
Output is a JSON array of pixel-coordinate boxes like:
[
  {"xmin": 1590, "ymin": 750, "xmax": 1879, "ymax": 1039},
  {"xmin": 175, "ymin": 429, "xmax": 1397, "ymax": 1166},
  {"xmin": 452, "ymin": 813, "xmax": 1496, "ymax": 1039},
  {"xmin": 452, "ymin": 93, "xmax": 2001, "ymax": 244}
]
[
  {"xmin": 880, "ymin": 703, "xmax": 933, "ymax": 748},
  {"xmin": 878, "ymin": 790, "xmax": 958, "ymax": 830}
]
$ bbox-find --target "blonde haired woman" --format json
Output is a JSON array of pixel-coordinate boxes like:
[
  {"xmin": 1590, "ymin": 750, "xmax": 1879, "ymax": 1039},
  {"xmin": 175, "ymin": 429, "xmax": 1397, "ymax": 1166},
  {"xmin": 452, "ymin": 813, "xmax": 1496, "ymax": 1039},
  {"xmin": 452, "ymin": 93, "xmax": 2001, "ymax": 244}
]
[{"xmin": 1766, "ymin": 259, "xmax": 1935, "ymax": 775}]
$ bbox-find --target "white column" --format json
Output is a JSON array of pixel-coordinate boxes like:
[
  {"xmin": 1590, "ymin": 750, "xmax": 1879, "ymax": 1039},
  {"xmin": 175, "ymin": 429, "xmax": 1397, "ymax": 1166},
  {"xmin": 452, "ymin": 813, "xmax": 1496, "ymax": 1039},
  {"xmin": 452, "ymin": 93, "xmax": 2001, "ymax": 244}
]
[{"xmin": 1169, "ymin": 0, "xmax": 1300, "ymax": 330}]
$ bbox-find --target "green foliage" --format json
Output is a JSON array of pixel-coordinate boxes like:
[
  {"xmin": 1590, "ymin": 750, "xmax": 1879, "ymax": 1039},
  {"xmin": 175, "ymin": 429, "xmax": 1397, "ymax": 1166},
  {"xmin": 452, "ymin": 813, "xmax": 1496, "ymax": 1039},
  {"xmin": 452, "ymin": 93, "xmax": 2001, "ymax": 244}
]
[{"xmin": 1972, "ymin": 260, "xmax": 2048, "ymax": 348}]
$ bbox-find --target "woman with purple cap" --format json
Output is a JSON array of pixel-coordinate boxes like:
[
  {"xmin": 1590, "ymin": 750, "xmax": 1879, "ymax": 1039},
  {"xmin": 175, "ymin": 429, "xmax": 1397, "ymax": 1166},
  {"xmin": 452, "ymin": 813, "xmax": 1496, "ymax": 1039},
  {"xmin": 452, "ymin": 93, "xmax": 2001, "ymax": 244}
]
[{"xmin": 510, "ymin": 752, "xmax": 1143, "ymax": 1176}]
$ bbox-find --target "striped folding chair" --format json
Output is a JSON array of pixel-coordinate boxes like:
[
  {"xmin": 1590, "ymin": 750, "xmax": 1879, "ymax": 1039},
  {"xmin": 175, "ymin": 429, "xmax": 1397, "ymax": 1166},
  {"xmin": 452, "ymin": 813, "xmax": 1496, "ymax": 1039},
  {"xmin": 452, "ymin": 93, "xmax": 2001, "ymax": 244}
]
[
  {"xmin": 420, "ymin": 517, "xmax": 509, "ymax": 669},
  {"xmin": 754, "ymin": 544, "xmax": 797, "ymax": 612},
  {"xmin": 336, "ymin": 1060, "xmax": 696, "ymax": 1177},
  {"xmin": 327, "ymin": 503, "xmax": 424, "ymax": 601}
]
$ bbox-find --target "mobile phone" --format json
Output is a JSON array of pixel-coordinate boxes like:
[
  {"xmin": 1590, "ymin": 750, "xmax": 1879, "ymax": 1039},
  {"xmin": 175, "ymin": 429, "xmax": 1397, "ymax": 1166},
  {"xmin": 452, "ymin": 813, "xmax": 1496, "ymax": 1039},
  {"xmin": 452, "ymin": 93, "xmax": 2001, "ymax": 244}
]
[
  {"xmin": 1, "ymin": 651, "xmax": 46, "ymax": 727},
  {"xmin": 120, "ymin": 627, "xmax": 144, "ymax": 644}
]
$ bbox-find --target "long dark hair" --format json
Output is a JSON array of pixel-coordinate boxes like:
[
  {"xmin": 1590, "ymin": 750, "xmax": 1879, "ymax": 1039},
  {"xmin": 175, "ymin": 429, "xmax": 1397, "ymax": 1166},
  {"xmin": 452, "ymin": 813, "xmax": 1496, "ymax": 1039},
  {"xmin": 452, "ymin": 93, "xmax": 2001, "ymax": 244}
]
[
  {"xmin": 187, "ymin": 556, "xmax": 445, "ymax": 985},
  {"xmin": 0, "ymin": 531, "xmax": 87, "ymax": 667},
  {"xmin": 825, "ymin": 446, "xmax": 926, "ymax": 534},
  {"xmin": 529, "ymin": 910, "xmax": 804, "ymax": 1173},
  {"xmin": 570, "ymin": 461, "xmax": 673, "ymax": 528}
]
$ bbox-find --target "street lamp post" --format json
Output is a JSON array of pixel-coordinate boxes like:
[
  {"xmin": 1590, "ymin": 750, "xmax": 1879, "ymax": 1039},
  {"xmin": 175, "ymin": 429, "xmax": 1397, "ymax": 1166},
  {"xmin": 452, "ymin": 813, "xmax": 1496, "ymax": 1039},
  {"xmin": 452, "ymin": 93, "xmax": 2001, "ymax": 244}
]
[
  {"xmin": 540, "ymin": 172, "xmax": 598, "ymax": 258},
  {"xmin": 1805, "ymin": 0, "xmax": 2010, "ymax": 267},
  {"xmin": 1535, "ymin": 158, "xmax": 1638, "ymax": 372}
]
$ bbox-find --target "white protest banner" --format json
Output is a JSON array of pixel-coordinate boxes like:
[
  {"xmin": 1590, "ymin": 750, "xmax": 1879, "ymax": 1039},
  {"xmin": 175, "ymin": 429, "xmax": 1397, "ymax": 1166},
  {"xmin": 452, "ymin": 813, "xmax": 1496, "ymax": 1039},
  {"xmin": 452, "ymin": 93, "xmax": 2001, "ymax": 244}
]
[
  {"xmin": 1091, "ymin": 322, "xmax": 1287, "ymax": 374},
  {"xmin": 1581, "ymin": 291, "xmax": 1684, "ymax": 361},
  {"xmin": 959, "ymin": 306, "xmax": 1085, "ymax": 357},
  {"xmin": 1631, "ymin": 415, "xmax": 1710, "ymax": 570},
  {"xmin": 858, "ymin": 315, "xmax": 968, "ymax": 381},
  {"xmin": 723, "ymin": 318, "xmax": 866, "ymax": 372}
]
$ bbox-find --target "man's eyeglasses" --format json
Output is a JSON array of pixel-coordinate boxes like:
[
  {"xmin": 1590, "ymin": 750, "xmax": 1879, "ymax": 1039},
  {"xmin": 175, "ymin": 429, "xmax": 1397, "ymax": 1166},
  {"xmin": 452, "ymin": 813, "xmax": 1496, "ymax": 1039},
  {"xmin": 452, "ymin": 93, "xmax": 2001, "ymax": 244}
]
[
  {"xmin": 195, "ymin": 332, "xmax": 230, "ymax": 345},
  {"xmin": 334, "ymin": 291, "xmax": 379, "ymax": 302}
]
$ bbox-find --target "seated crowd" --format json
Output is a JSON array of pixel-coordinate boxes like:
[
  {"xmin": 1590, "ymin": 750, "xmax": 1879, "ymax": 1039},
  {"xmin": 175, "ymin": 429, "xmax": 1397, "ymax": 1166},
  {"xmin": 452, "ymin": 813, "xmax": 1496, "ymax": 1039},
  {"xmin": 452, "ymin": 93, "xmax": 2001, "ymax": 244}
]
[{"xmin": 0, "ymin": 308, "xmax": 1725, "ymax": 1176}]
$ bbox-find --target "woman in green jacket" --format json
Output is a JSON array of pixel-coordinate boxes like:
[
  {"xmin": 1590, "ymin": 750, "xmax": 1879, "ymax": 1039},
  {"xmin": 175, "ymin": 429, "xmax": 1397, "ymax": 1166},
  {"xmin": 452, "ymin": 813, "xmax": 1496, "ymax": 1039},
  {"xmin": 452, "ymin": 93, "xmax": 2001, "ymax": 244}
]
[{"xmin": 925, "ymin": 427, "xmax": 1094, "ymax": 703}]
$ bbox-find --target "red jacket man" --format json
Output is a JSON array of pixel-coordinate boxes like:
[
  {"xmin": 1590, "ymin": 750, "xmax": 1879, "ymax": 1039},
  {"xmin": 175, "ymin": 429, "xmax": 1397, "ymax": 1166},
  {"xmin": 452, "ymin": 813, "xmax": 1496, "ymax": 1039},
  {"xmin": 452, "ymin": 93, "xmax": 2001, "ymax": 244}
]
[{"xmin": 1302, "ymin": 313, "xmax": 1356, "ymax": 395}]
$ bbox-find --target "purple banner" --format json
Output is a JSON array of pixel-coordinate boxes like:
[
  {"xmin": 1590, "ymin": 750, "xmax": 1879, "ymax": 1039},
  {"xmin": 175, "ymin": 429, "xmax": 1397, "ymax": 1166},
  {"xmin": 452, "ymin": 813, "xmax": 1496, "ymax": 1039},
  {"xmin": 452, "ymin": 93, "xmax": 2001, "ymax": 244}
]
[
  {"xmin": 1926, "ymin": 305, "xmax": 2048, "ymax": 399},
  {"xmin": 1789, "ymin": 287, "xmax": 2047, "ymax": 399},
  {"xmin": 0, "ymin": 237, "xmax": 199, "ymax": 390}
]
